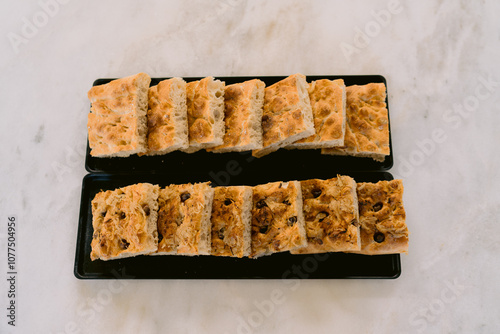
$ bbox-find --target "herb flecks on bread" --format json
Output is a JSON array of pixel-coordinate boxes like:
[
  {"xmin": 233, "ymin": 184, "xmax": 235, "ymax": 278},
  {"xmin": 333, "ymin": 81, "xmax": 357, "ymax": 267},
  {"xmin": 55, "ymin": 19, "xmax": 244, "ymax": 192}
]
[
  {"xmin": 90, "ymin": 183, "xmax": 159, "ymax": 261},
  {"xmin": 292, "ymin": 176, "xmax": 360, "ymax": 254},
  {"xmin": 356, "ymin": 180, "xmax": 408, "ymax": 255},
  {"xmin": 250, "ymin": 181, "xmax": 307, "ymax": 257}
]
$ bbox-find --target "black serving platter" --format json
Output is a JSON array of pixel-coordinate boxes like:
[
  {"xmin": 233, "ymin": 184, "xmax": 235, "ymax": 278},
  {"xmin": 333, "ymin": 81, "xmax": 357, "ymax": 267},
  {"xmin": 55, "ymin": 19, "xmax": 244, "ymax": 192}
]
[
  {"xmin": 85, "ymin": 75, "xmax": 393, "ymax": 174},
  {"xmin": 74, "ymin": 171, "xmax": 401, "ymax": 279}
]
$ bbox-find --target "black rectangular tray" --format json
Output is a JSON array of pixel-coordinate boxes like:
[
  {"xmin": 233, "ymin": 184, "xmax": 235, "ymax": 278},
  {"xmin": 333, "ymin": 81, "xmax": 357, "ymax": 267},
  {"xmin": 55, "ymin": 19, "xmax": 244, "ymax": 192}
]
[
  {"xmin": 74, "ymin": 171, "xmax": 400, "ymax": 279},
  {"xmin": 85, "ymin": 75, "xmax": 393, "ymax": 174}
]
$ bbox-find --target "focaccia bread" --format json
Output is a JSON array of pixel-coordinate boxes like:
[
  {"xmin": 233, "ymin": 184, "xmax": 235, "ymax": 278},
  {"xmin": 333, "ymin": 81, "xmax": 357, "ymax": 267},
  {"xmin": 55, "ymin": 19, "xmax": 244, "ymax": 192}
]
[
  {"xmin": 291, "ymin": 176, "xmax": 360, "ymax": 254},
  {"xmin": 211, "ymin": 186, "xmax": 253, "ymax": 258},
  {"xmin": 87, "ymin": 73, "xmax": 151, "ymax": 157},
  {"xmin": 252, "ymin": 74, "xmax": 315, "ymax": 158},
  {"xmin": 90, "ymin": 183, "xmax": 159, "ymax": 261},
  {"xmin": 322, "ymin": 83, "xmax": 389, "ymax": 161},
  {"xmin": 209, "ymin": 79, "xmax": 265, "ymax": 153},
  {"xmin": 155, "ymin": 182, "xmax": 214, "ymax": 256},
  {"xmin": 183, "ymin": 77, "xmax": 225, "ymax": 153},
  {"xmin": 288, "ymin": 79, "xmax": 346, "ymax": 149},
  {"xmin": 251, "ymin": 181, "xmax": 307, "ymax": 258},
  {"xmin": 356, "ymin": 180, "xmax": 408, "ymax": 255},
  {"xmin": 144, "ymin": 77, "xmax": 188, "ymax": 155}
]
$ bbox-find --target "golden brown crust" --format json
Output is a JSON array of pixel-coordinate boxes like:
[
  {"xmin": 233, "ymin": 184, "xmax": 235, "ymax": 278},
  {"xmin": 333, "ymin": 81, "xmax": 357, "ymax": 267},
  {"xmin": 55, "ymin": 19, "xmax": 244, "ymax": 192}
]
[
  {"xmin": 251, "ymin": 181, "xmax": 307, "ymax": 257},
  {"xmin": 90, "ymin": 183, "xmax": 159, "ymax": 261},
  {"xmin": 291, "ymin": 79, "xmax": 345, "ymax": 148},
  {"xmin": 252, "ymin": 74, "xmax": 314, "ymax": 157},
  {"xmin": 145, "ymin": 78, "xmax": 188, "ymax": 155},
  {"xmin": 87, "ymin": 73, "xmax": 150, "ymax": 157},
  {"xmin": 356, "ymin": 180, "xmax": 408, "ymax": 255},
  {"xmin": 156, "ymin": 182, "xmax": 214, "ymax": 255},
  {"xmin": 185, "ymin": 77, "xmax": 225, "ymax": 152},
  {"xmin": 292, "ymin": 176, "xmax": 360, "ymax": 254},
  {"xmin": 209, "ymin": 79, "xmax": 265, "ymax": 152},
  {"xmin": 322, "ymin": 83, "xmax": 389, "ymax": 161},
  {"xmin": 210, "ymin": 186, "xmax": 252, "ymax": 258},
  {"xmin": 155, "ymin": 186, "xmax": 183, "ymax": 254}
]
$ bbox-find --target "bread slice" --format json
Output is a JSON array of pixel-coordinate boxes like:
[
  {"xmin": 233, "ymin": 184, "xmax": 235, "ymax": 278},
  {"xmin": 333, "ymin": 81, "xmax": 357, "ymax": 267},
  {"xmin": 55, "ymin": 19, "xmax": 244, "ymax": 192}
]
[
  {"xmin": 208, "ymin": 79, "xmax": 265, "ymax": 153},
  {"xmin": 250, "ymin": 181, "xmax": 307, "ymax": 258},
  {"xmin": 291, "ymin": 176, "xmax": 360, "ymax": 254},
  {"xmin": 143, "ymin": 77, "xmax": 188, "ymax": 155},
  {"xmin": 154, "ymin": 182, "xmax": 214, "ymax": 256},
  {"xmin": 288, "ymin": 79, "xmax": 346, "ymax": 149},
  {"xmin": 252, "ymin": 74, "xmax": 315, "ymax": 158},
  {"xmin": 87, "ymin": 73, "xmax": 151, "ymax": 157},
  {"xmin": 183, "ymin": 77, "xmax": 225, "ymax": 153},
  {"xmin": 90, "ymin": 183, "xmax": 159, "ymax": 261},
  {"xmin": 153, "ymin": 185, "xmax": 183, "ymax": 255},
  {"xmin": 210, "ymin": 186, "xmax": 253, "ymax": 258},
  {"xmin": 355, "ymin": 180, "xmax": 408, "ymax": 255},
  {"xmin": 322, "ymin": 83, "xmax": 390, "ymax": 161}
]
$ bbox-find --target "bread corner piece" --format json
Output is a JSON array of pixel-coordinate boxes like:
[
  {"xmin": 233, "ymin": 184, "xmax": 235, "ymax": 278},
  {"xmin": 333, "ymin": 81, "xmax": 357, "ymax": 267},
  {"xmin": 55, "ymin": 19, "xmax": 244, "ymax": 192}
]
[
  {"xmin": 251, "ymin": 180, "xmax": 307, "ymax": 258},
  {"xmin": 288, "ymin": 79, "xmax": 346, "ymax": 149},
  {"xmin": 211, "ymin": 186, "xmax": 253, "ymax": 258},
  {"xmin": 291, "ymin": 175, "xmax": 360, "ymax": 254},
  {"xmin": 90, "ymin": 183, "xmax": 160, "ymax": 261},
  {"xmin": 182, "ymin": 77, "xmax": 225, "ymax": 153},
  {"xmin": 144, "ymin": 77, "xmax": 188, "ymax": 155},
  {"xmin": 355, "ymin": 179, "xmax": 408, "ymax": 255},
  {"xmin": 208, "ymin": 79, "xmax": 265, "ymax": 153},
  {"xmin": 252, "ymin": 74, "xmax": 314, "ymax": 158},
  {"xmin": 322, "ymin": 82, "xmax": 389, "ymax": 162},
  {"xmin": 155, "ymin": 182, "xmax": 214, "ymax": 256},
  {"xmin": 87, "ymin": 73, "xmax": 151, "ymax": 157}
]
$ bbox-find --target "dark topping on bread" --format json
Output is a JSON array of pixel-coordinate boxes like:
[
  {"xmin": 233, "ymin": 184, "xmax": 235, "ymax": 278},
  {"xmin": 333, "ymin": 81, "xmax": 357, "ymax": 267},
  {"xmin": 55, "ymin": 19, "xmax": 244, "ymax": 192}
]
[
  {"xmin": 287, "ymin": 216, "xmax": 297, "ymax": 226},
  {"xmin": 142, "ymin": 205, "xmax": 150, "ymax": 216},
  {"xmin": 181, "ymin": 192, "xmax": 191, "ymax": 202},
  {"xmin": 119, "ymin": 212, "xmax": 126, "ymax": 220},
  {"xmin": 218, "ymin": 227, "xmax": 225, "ymax": 240},
  {"xmin": 314, "ymin": 237, "xmax": 323, "ymax": 245},
  {"xmin": 373, "ymin": 202, "xmax": 383, "ymax": 212},
  {"xmin": 256, "ymin": 200, "xmax": 267, "ymax": 208},
  {"xmin": 224, "ymin": 199, "xmax": 233, "ymax": 206},
  {"xmin": 317, "ymin": 211, "xmax": 329, "ymax": 222},
  {"xmin": 311, "ymin": 188, "xmax": 322, "ymax": 198},
  {"xmin": 282, "ymin": 199, "xmax": 290, "ymax": 205},
  {"xmin": 373, "ymin": 232, "xmax": 385, "ymax": 243},
  {"xmin": 260, "ymin": 226, "xmax": 268, "ymax": 234},
  {"xmin": 262, "ymin": 115, "xmax": 270, "ymax": 123},
  {"xmin": 100, "ymin": 211, "xmax": 106, "ymax": 217},
  {"xmin": 119, "ymin": 239, "xmax": 130, "ymax": 249}
]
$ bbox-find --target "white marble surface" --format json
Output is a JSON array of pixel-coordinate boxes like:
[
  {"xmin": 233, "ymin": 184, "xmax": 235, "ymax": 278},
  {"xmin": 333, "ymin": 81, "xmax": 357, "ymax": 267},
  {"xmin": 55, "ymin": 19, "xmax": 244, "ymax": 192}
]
[{"xmin": 1, "ymin": 0, "xmax": 499, "ymax": 333}]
